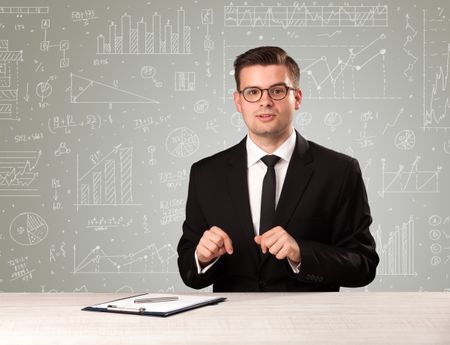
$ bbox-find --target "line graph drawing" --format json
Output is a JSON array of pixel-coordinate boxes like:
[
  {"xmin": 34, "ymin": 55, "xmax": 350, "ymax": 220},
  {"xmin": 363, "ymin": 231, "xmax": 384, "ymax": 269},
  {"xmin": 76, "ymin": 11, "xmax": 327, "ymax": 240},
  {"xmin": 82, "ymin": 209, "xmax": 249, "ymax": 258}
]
[
  {"xmin": 73, "ymin": 244, "xmax": 178, "ymax": 274},
  {"xmin": 300, "ymin": 34, "xmax": 391, "ymax": 99},
  {"xmin": 378, "ymin": 156, "xmax": 442, "ymax": 198},
  {"xmin": 223, "ymin": 36, "xmax": 398, "ymax": 101},
  {"xmin": 76, "ymin": 144, "xmax": 140, "ymax": 210},
  {"xmin": 403, "ymin": 13, "xmax": 418, "ymax": 81},
  {"xmin": 374, "ymin": 216, "xmax": 416, "ymax": 276},
  {"xmin": 422, "ymin": 9, "xmax": 450, "ymax": 130},
  {"xmin": 0, "ymin": 150, "xmax": 41, "ymax": 197},
  {"xmin": 97, "ymin": 8, "xmax": 191, "ymax": 55},
  {"xmin": 0, "ymin": 6, "xmax": 48, "ymax": 15},
  {"xmin": 70, "ymin": 73, "xmax": 159, "ymax": 104},
  {"xmin": 382, "ymin": 107, "xmax": 404, "ymax": 134},
  {"xmin": 224, "ymin": 4, "xmax": 388, "ymax": 28}
]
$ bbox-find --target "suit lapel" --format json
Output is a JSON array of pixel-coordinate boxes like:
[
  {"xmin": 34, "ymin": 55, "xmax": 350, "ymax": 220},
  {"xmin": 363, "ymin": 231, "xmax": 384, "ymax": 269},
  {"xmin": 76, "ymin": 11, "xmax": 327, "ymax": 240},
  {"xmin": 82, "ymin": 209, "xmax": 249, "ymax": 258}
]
[
  {"xmin": 227, "ymin": 138, "xmax": 260, "ymax": 266},
  {"xmin": 275, "ymin": 131, "xmax": 314, "ymax": 228}
]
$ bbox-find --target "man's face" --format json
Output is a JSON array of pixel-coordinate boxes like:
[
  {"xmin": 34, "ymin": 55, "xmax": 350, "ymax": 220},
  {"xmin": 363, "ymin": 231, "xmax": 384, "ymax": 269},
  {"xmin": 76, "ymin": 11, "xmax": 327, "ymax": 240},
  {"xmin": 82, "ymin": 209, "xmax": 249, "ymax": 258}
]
[{"xmin": 233, "ymin": 64, "xmax": 302, "ymax": 142}]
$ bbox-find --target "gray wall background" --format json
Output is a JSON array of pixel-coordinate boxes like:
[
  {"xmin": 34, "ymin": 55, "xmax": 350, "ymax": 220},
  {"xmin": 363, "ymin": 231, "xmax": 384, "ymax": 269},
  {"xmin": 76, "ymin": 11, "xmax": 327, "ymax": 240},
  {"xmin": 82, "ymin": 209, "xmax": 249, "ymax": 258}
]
[{"xmin": 0, "ymin": 0, "xmax": 449, "ymax": 293}]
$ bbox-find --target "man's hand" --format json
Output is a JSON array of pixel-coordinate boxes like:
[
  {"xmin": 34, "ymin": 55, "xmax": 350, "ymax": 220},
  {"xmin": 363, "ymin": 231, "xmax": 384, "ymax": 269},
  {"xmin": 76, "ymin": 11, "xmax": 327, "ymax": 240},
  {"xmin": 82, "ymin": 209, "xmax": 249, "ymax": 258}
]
[
  {"xmin": 196, "ymin": 226, "xmax": 233, "ymax": 267},
  {"xmin": 254, "ymin": 226, "xmax": 300, "ymax": 265}
]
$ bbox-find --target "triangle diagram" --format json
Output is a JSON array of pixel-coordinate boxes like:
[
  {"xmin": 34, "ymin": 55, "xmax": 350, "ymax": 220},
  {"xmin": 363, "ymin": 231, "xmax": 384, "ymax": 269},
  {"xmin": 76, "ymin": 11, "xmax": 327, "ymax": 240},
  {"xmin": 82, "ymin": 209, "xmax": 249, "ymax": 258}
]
[{"xmin": 70, "ymin": 73, "xmax": 159, "ymax": 104}]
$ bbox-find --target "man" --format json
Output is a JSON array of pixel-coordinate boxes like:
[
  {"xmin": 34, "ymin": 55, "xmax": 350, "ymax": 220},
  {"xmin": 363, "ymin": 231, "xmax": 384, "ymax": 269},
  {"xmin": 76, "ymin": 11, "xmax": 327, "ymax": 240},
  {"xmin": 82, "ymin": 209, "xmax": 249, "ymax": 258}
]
[{"xmin": 177, "ymin": 46, "xmax": 379, "ymax": 292}]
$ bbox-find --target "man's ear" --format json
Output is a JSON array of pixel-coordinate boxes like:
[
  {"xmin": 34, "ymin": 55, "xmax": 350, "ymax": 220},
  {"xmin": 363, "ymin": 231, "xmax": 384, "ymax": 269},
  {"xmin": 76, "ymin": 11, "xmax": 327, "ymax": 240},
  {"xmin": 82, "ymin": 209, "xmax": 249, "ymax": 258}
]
[
  {"xmin": 294, "ymin": 88, "xmax": 302, "ymax": 110},
  {"xmin": 233, "ymin": 91, "xmax": 242, "ymax": 113}
]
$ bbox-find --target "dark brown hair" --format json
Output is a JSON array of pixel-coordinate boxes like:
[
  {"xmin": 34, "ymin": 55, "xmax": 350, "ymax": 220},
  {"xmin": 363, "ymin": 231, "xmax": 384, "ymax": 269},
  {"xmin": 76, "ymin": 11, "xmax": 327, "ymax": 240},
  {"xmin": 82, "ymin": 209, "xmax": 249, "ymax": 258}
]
[{"xmin": 233, "ymin": 46, "xmax": 300, "ymax": 90}]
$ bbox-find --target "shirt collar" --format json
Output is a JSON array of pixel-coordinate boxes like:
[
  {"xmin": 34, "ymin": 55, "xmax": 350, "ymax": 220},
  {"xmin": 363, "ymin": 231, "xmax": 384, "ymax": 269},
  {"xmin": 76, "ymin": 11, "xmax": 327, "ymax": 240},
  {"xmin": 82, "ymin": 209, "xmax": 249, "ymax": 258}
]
[{"xmin": 246, "ymin": 129, "xmax": 296, "ymax": 168}]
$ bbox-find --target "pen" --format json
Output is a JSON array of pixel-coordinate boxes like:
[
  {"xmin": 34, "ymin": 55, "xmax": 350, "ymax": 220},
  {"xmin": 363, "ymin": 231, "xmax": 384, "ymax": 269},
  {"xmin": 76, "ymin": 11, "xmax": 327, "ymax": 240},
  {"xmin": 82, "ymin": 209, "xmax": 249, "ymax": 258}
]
[{"xmin": 134, "ymin": 296, "xmax": 179, "ymax": 303}]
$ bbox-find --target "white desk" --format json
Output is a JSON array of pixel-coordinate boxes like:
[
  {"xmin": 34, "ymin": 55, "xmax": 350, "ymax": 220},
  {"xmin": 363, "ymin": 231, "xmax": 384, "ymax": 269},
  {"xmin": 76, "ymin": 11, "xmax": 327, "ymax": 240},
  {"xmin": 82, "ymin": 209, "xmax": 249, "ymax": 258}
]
[{"xmin": 0, "ymin": 292, "xmax": 449, "ymax": 344}]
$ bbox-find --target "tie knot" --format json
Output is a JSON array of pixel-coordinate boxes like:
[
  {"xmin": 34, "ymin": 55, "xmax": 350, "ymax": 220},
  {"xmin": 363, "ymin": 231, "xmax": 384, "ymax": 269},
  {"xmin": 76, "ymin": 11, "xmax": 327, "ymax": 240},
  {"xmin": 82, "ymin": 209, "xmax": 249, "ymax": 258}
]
[{"xmin": 261, "ymin": 155, "xmax": 281, "ymax": 168}]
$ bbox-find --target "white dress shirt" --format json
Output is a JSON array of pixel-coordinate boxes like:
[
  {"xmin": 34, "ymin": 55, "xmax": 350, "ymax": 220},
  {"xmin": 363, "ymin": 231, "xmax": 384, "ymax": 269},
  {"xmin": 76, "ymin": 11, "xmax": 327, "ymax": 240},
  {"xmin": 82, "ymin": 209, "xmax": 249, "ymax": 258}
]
[{"xmin": 195, "ymin": 129, "xmax": 300, "ymax": 274}]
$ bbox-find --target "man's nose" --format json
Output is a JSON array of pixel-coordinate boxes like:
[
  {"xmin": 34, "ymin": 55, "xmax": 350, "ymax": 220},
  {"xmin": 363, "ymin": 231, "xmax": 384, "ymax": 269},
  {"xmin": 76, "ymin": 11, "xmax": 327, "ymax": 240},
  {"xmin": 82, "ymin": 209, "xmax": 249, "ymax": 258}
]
[{"xmin": 259, "ymin": 89, "xmax": 274, "ymax": 107}]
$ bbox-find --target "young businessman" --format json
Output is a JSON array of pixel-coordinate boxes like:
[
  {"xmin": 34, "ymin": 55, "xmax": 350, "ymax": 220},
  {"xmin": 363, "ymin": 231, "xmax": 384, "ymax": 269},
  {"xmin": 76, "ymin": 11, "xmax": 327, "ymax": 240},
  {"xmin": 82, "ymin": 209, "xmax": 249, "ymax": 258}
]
[{"xmin": 177, "ymin": 46, "xmax": 379, "ymax": 292}]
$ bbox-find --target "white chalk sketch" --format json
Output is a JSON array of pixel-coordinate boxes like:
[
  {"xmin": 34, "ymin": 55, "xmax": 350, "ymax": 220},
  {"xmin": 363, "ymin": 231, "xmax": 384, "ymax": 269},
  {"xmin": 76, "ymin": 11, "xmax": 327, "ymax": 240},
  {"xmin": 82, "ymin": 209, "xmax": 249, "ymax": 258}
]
[
  {"xmin": 97, "ymin": 8, "xmax": 191, "ymax": 55},
  {"xmin": 382, "ymin": 107, "xmax": 404, "ymax": 135},
  {"xmin": 0, "ymin": 40, "xmax": 23, "ymax": 121},
  {"xmin": 165, "ymin": 127, "xmax": 200, "ymax": 158},
  {"xmin": 9, "ymin": 212, "xmax": 48, "ymax": 246},
  {"xmin": 223, "ymin": 36, "xmax": 397, "ymax": 101},
  {"xmin": 296, "ymin": 112, "xmax": 313, "ymax": 127},
  {"xmin": 230, "ymin": 111, "xmax": 245, "ymax": 131},
  {"xmin": 428, "ymin": 214, "xmax": 450, "ymax": 266},
  {"xmin": 36, "ymin": 75, "xmax": 56, "ymax": 108},
  {"xmin": 70, "ymin": 73, "xmax": 159, "ymax": 104},
  {"xmin": 0, "ymin": 150, "xmax": 41, "ymax": 197},
  {"xmin": 374, "ymin": 216, "xmax": 416, "ymax": 276},
  {"xmin": 39, "ymin": 19, "xmax": 69, "ymax": 68},
  {"xmin": 76, "ymin": 144, "xmax": 139, "ymax": 210},
  {"xmin": 73, "ymin": 244, "xmax": 177, "ymax": 273},
  {"xmin": 194, "ymin": 99, "xmax": 209, "ymax": 114},
  {"xmin": 378, "ymin": 157, "xmax": 442, "ymax": 198},
  {"xmin": 403, "ymin": 13, "xmax": 418, "ymax": 81},
  {"xmin": 324, "ymin": 112, "xmax": 343, "ymax": 131},
  {"xmin": 224, "ymin": 4, "xmax": 388, "ymax": 28},
  {"xmin": 140, "ymin": 66, "xmax": 162, "ymax": 87},
  {"xmin": 0, "ymin": 6, "xmax": 48, "ymax": 15},
  {"xmin": 175, "ymin": 71, "xmax": 195, "ymax": 91},
  {"xmin": 394, "ymin": 129, "xmax": 415, "ymax": 150},
  {"xmin": 201, "ymin": 8, "xmax": 214, "ymax": 77},
  {"xmin": 422, "ymin": 9, "xmax": 450, "ymax": 130}
]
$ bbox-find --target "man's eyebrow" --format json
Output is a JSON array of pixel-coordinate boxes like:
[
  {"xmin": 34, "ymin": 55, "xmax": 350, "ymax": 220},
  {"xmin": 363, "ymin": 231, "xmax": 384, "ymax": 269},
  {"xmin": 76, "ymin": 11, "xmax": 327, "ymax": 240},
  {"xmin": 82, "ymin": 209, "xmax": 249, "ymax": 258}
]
[{"xmin": 242, "ymin": 82, "xmax": 288, "ymax": 89}]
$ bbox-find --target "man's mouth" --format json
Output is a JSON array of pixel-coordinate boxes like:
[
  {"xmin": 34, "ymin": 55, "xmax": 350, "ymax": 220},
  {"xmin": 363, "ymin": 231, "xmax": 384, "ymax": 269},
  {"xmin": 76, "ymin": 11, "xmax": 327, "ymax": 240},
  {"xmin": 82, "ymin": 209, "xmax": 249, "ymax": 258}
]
[{"xmin": 256, "ymin": 113, "xmax": 276, "ymax": 121}]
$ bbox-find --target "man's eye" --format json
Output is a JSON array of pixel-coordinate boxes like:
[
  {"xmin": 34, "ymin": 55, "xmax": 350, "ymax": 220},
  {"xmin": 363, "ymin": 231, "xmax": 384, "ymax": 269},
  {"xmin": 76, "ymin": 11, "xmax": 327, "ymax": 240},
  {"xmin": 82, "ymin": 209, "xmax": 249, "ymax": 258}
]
[
  {"xmin": 270, "ymin": 87, "xmax": 284, "ymax": 95},
  {"xmin": 246, "ymin": 89, "xmax": 259, "ymax": 95}
]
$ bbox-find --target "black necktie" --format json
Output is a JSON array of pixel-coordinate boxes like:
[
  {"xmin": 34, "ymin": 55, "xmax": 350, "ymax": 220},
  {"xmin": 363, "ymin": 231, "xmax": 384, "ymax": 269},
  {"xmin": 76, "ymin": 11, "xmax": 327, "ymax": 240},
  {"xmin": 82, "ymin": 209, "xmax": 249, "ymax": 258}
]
[{"xmin": 259, "ymin": 155, "xmax": 281, "ymax": 234}]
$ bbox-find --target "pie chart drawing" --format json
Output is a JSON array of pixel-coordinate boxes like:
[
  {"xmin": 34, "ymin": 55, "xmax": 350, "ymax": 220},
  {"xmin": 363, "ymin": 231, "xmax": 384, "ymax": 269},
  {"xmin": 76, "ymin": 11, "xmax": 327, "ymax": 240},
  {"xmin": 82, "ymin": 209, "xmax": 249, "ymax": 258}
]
[
  {"xmin": 9, "ymin": 212, "xmax": 48, "ymax": 246},
  {"xmin": 165, "ymin": 127, "xmax": 200, "ymax": 158},
  {"xmin": 395, "ymin": 130, "xmax": 415, "ymax": 150}
]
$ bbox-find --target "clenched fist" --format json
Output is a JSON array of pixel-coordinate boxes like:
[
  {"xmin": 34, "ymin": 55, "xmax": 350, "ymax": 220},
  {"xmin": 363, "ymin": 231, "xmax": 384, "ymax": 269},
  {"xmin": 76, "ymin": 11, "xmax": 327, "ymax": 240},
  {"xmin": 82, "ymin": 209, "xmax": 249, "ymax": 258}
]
[{"xmin": 195, "ymin": 226, "xmax": 233, "ymax": 267}]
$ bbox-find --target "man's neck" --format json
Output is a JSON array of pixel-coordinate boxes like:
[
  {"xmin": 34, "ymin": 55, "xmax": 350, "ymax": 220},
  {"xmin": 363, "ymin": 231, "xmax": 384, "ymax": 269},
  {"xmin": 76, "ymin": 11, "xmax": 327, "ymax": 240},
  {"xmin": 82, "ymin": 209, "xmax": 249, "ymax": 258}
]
[{"xmin": 249, "ymin": 127, "xmax": 294, "ymax": 154}]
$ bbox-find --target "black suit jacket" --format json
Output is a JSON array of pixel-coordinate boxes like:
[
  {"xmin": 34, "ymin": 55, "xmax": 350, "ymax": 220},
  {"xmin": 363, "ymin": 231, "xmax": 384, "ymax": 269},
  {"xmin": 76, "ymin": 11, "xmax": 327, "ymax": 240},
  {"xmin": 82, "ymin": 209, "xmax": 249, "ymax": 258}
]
[{"xmin": 177, "ymin": 131, "xmax": 379, "ymax": 292}]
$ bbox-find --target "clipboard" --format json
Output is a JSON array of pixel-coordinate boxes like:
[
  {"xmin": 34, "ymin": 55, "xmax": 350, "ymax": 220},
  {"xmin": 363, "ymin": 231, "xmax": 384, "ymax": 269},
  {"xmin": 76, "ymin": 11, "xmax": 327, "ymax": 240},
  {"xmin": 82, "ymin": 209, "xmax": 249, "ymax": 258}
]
[{"xmin": 82, "ymin": 293, "xmax": 226, "ymax": 317}]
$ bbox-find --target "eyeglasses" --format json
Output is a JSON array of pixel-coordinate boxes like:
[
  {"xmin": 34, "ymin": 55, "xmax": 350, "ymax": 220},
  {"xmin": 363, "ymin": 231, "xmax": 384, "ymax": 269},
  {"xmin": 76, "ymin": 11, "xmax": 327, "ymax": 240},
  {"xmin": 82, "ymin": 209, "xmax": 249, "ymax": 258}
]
[{"xmin": 239, "ymin": 84, "xmax": 296, "ymax": 103}]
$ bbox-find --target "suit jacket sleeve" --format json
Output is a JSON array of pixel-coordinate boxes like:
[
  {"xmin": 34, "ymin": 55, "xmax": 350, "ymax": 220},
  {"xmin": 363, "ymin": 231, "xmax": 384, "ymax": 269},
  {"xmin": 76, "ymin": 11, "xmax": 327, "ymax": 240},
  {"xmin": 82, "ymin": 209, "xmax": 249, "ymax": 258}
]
[
  {"xmin": 291, "ymin": 158, "xmax": 379, "ymax": 288},
  {"xmin": 177, "ymin": 162, "xmax": 222, "ymax": 289}
]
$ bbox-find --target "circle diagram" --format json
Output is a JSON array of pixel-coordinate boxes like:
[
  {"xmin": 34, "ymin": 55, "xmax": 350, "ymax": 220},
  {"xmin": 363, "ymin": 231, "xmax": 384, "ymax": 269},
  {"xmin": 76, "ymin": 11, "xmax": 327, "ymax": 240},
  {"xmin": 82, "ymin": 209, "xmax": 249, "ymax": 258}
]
[
  {"xmin": 36, "ymin": 81, "xmax": 53, "ymax": 99},
  {"xmin": 165, "ymin": 127, "xmax": 200, "ymax": 158},
  {"xmin": 10, "ymin": 212, "xmax": 48, "ymax": 246},
  {"xmin": 296, "ymin": 112, "xmax": 312, "ymax": 127},
  {"xmin": 395, "ymin": 130, "xmax": 415, "ymax": 150}
]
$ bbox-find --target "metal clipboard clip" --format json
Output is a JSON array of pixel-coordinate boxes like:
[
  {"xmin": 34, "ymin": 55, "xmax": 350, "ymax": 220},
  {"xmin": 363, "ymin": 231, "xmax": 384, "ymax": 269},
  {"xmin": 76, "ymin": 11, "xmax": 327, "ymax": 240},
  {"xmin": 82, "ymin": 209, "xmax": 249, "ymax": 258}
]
[{"xmin": 107, "ymin": 304, "xmax": 146, "ymax": 314}]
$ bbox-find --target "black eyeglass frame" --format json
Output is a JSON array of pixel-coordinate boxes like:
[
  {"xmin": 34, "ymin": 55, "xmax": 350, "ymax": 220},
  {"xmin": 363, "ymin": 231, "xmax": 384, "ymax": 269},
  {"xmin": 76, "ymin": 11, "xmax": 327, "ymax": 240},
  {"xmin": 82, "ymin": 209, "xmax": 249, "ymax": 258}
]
[{"xmin": 238, "ymin": 83, "xmax": 297, "ymax": 103}]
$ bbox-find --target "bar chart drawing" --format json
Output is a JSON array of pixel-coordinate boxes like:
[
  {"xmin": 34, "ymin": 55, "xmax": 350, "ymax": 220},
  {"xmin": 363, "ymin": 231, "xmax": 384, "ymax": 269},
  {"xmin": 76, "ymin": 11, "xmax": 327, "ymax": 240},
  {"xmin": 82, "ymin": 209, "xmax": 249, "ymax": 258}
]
[
  {"xmin": 174, "ymin": 72, "xmax": 195, "ymax": 91},
  {"xmin": 0, "ymin": 40, "xmax": 23, "ymax": 121},
  {"xmin": 76, "ymin": 144, "xmax": 138, "ymax": 210},
  {"xmin": 96, "ymin": 7, "xmax": 191, "ymax": 55},
  {"xmin": 374, "ymin": 216, "xmax": 416, "ymax": 276}
]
